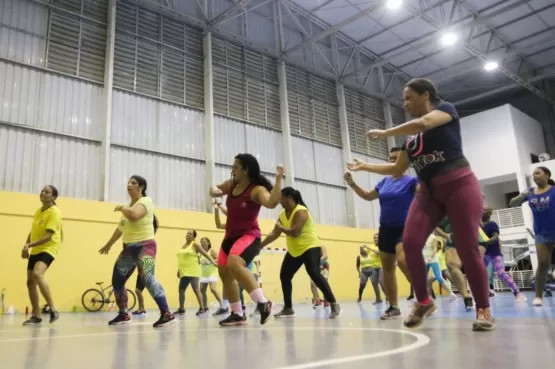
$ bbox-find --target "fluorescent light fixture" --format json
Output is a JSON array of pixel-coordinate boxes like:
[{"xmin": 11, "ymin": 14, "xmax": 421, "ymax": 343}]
[
  {"xmin": 484, "ymin": 61, "xmax": 499, "ymax": 71},
  {"xmin": 386, "ymin": 0, "xmax": 403, "ymax": 10},
  {"xmin": 440, "ymin": 32, "xmax": 458, "ymax": 46}
]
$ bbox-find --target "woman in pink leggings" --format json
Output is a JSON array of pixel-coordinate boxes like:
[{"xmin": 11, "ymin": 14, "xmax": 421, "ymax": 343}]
[{"xmin": 347, "ymin": 78, "xmax": 494, "ymax": 332}]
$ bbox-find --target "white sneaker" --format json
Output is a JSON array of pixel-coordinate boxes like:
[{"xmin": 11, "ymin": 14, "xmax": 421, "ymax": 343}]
[
  {"xmin": 533, "ymin": 297, "xmax": 543, "ymax": 306},
  {"xmin": 515, "ymin": 293, "xmax": 527, "ymax": 303},
  {"xmin": 449, "ymin": 293, "xmax": 458, "ymax": 302}
]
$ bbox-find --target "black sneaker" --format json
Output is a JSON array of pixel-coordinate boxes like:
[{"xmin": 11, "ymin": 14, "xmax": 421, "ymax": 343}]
[
  {"xmin": 407, "ymin": 295, "xmax": 414, "ymax": 300},
  {"xmin": 464, "ymin": 297, "xmax": 475, "ymax": 311},
  {"xmin": 258, "ymin": 301, "xmax": 274, "ymax": 325},
  {"xmin": 329, "ymin": 303, "xmax": 342, "ymax": 319},
  {"xmin": 219, "ymin": 313, "xmax": 247, "ymax": 326},
  {"xmin": 274, "ymin": 307, "xmax": 295, "ymax": 318},
  {"xmin": 49, "ymin": 310, "xmax": 59, "ymax": 324},
  {"xmin": 212, "ymin": 307, "xmax": 229, "ymax": 316},
  {"xmin": 380, "ymin": 306, "xmax": 401, "ymax": 320},
  {"xmin": 23, "ymin": 316, "xmax": 42, "ymax": 325},
  {"xmin": 195, "ymin": 309, "xmax": 205, "ymax": 316},
  {"xmin": 108, "ymin": 313, "xmax": 131, "ymax": 325},
  {"xmin": 153, "ymin": 312, "xmax": 175, "ymax": 328},
  {"xmin": 173, "ymin": 308, "xmax": 185, "ymax": 315}
]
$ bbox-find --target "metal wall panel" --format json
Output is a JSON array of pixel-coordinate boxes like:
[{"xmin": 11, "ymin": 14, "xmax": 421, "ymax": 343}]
[
  {"xmin": 245, "ymin": 124, "xmax": 283, "ymax": 174},
  {"xmin": 350, "ymin": 152, "xmax": 381, "ymax": 229},
  {"xmin": 0, "ymin": 61, "xmax": 103, "ymax": 139},
  {"xmin": 214, "ymin": 115, "xmax": 247, "ymax": 165},
  {"xmin": 313, "ymin": 142, "xmax": 344, "ymax": 187},
  {"xmin": 295, "ymin": 179, "xmax": 321, "ymax": 224},
  {"xmin": 292, "ymin": 136, "xmax": 316, "ymax": 181},
  {"xmin": 0, "ymin": 0, "xmax": 47, "ymax": 66},
  {"xmin": 111, "ymin": 90, "xmax": 205, "ymax": 159},
  {"xmin": 108, "ymin": 146, "xmax": 206, "ymax": 211},
  {"xmin": 0, "ymin": 124, "xmax": 100, "ymax": 199},
  {"xmin": 316, "ymin": 183, "xmax": 348, "ymax": 226}
]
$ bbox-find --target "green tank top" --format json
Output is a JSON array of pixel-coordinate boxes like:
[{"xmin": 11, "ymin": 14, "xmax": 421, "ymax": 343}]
[{"xmin": 200, "ymin": 255, "xmax": 217, "ymax": 278}]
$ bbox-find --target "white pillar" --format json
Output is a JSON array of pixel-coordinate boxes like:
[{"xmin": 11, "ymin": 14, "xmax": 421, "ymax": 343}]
[
  {"xmin": 99, "ymin": 0, "xmax": 116, "ymax": 201},
  {"xmin": 277, "ymin": 61, "xmax": 295, "ymax": 187},
  {"xmin": 516, "ymin": 170, "xmax": 537, "ymax": 272},
  {"xmin": 336, "ymin": 82, "xmax": 358, "ymax": 227},
  {"xmin": 377, "ymin": 66, "xmax": 396, "ymax": 150},
  {"xmin": 204, "ymin": 32, "xmax": 216, "ymax": 212}
]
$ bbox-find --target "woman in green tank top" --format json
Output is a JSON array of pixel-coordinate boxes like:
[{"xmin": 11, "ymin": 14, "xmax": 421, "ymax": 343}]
[{"xmin": 199, "ymin": 237, "xmax": 223, "ymax": 313}]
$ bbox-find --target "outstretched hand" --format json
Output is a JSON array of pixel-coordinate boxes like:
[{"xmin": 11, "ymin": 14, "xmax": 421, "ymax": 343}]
[
  {"xmin": 343, "ymin": 171, "xmax": 354, "ymax": 185},
  {"xmin": 366, "ymin": 129, "xmax": 386, "ymax": 140},
  {"xmin": 276, "ymin": 165, "xmax": 285, "ymax": 178},
  {"xmin": 346, "ymin": 158, "xmax": 366, "ymax": 172}
]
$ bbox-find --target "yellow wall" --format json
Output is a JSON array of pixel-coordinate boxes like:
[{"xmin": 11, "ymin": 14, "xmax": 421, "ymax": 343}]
[{"xmin": 0, "ymin": 191, "xmax": 411, "ymax": 312}]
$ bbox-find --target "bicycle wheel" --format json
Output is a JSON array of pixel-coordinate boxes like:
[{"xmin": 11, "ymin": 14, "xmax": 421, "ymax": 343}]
[
  {"xmin": 126, "ymin": 289, "xmax": 137, "ymax": 311},
  {"xmin": 81, "ymin": 289, "xmax": 105, "ymax": 312}
]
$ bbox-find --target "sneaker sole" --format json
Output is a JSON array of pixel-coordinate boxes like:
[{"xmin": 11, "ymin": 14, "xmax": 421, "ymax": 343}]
[
  {"xmin": 108, "ymin": 320, "xmax": 131, "ymax": 326},
  {"xmin": 380, "ymin": 315, "xmax": 401, "ymax": 320},
  {"xmin": 153, "ymin": 318, "xmax": 176, "ymax": 328},
  {"xmin": 219, "ymin": 320, "xmax": 248, "ymax": 326},
  {"xmin": 472, "ymin": 322, "xmax": 496, "ymax": 331},
  {"xmin": 274, "ymin": 314, "xmax": 295, "ymax": 318}
]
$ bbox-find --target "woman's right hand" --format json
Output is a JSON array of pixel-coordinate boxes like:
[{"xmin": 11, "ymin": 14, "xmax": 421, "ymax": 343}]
[
  {"xmin": 344, "ymin": 171, "xmax": 354, "ymax": 185},
  {"xmin": 346, "ymin": 158, "xmax": 365, "ymax": 172},
  {"xmin": 99, "ymin": 244, "xmax": 112, "ymax": 255},
  {"xmin": 209, "ymin": 186, "xmax": 223, "ymax": 198}
]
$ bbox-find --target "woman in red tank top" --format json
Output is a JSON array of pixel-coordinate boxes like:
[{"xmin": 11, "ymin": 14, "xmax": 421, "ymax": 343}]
[{"xmin": 209, "ymin": 153, "xmax": 284, "ymax": 327}]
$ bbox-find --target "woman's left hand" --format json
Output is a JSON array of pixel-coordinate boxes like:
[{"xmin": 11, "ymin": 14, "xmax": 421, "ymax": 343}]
[
  {"xmin": 366, "ymin": 129, "xmax": 387, "ymax": 139},
  {"xmin": 114, "ymin": 205, "xmax": 124, "ymax": 212}
]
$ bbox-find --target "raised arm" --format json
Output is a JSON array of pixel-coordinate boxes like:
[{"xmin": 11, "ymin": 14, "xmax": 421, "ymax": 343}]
[
  {"xmin": 509, "ymin": 189, "xmax": 530, "ymax": 207},
  {"xmin": 210, "ymin": 179, "xmax": 233, "ymax": 198},
  {"xmin": 344, "ymin": 172, "xmax": 378, "ymax": 201},
  {"xmin": 252, "ymin": 166, "xmax": 284, "ymax": 209},
  {"xmin": 213, "ymin": 202, "xmax": 226, "ymax": 230},
  {"xmin": 346, "ymin": 150, "xmax": 411, "ymax": 177}
]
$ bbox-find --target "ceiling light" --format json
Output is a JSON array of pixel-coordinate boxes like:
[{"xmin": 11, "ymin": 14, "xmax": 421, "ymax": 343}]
[
  {"xmin": 386, "ymin": 0, "xmax": 403, "ymax": 10},
  {"xmin": 440, "ymin": 32, "xmax": 458, "ymax": 47},
  {"xmin": 484, "ymin": 61, "xmax": 499, "ymax": 71}
]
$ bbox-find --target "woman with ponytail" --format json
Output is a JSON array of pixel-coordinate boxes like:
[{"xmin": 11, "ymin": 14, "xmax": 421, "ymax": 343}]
[
  {"xmin": 510, "ymin": 166, "xmax": 555, "ymax": 307},
  {"xmin": 209, "ymin": 153, "xmax": 283, "ymax": 327},
  {"xmin": 99, "ymin": 175, "xmax": 174, "ymax": 328},
  {"xmin": 261, "ymin": 187, "xmax": 342, "ymax": 319}
]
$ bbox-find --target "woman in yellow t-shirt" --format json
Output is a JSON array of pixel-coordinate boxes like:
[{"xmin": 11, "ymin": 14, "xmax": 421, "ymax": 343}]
[
  {"xmin": 261, "ymin": 187, "xmax": 341, "ymax": 319},
  {"xmin": 174, "ymin": 230, "xmax": 216, "ymax": 316},
  {"xmin": 356, "ymin": 237, "xmax": 386, "ymax": 304},
  {"xmin": 21, "ymin": 185, "xmax": 62, "ymax": 325},
  {"xmin": 99, "ymin": 175, "xmax": 172, "ymax": 328},
  {"xmin": 199, "ymin": 237, "xmax": 223, "ymax": 313}
]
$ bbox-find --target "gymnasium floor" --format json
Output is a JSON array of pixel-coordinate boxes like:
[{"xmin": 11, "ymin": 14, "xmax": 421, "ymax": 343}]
[{"xmin": 1, "ymin": 292, "xmax": 553, "ymax": 369}]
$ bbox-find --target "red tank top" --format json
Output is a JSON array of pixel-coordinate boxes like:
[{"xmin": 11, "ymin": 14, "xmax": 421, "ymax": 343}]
[{"xmin": 225, "ymin": 183, "xmax": 262, "ymax": 239}]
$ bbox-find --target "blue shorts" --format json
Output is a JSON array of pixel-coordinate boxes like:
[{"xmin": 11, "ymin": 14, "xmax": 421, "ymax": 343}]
[{"xmin": 536, "ymin": 234, "xmax": 555, "ymax": 245}]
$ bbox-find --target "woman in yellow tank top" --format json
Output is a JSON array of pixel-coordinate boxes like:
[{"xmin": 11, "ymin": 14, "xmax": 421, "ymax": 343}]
[
  {"xmin": 356, "ymin": 236, "xmax": 386, "ymax": 304},
  {"xmin": 174, "ymin": 230, "xmax": 216, "ymax": 316},
  {"xmin": 199, "ymin": 237, "xmax": 224, "ymax": 314},
  {"xmin": 261, "ymin": 187, "xmax": 341, "ymax": 319}
]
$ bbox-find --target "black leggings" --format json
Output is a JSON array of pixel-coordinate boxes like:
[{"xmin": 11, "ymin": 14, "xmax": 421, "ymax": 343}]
[{"xmin": 280, "ymin": 247, "xmax": 336, "ymax": 308}]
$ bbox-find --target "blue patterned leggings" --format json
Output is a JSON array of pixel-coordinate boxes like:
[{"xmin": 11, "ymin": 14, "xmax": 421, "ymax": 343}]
[
  {"xmin": 112, "ymin": 239, "xmax": 169, "ymax": 313},
  {"xmin": 483, "ymin": 255, "xmax": 520, "ymax": 295}
]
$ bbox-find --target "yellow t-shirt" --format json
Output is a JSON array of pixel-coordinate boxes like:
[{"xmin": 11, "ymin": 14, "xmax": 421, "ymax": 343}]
[
  {"xmin": 438, "ymin": 249, "xmax": 447, "ymax": 271},
  {"xmin": 200, "ymin": 253, "xmax": 217, "ymax": 278},
  {"xmin": 30, "ymin": 206, "xmax": 63, "ymax": 258},
  {"xmin": 178, "ymin": 245, "xmax": 201, "ymax": 278},
  {"xmin": 118, "ymin": 197, "xmax": 154, "ymax": 244},
  {"xmin": 360, "ymin": 250, "xmax": 381, "ymax": 269},
  {"xmin": 279, "ymin": 205, "xmax": 319, "ymax": 257}
]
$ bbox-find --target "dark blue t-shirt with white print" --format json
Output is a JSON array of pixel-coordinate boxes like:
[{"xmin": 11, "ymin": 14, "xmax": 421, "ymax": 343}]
[
  {"xmin": 524, "ymin": 186, "xmax": 555, "ymax": 238},
  {"xmin": 402, "ymin": 101, "xmax": 466, "ymax": 181}
]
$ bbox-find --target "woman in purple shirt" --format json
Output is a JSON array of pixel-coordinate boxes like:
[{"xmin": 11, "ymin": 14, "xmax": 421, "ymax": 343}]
[{"xmin": 347, "ymin": 78, "xmax": 493, "ymax": 331}]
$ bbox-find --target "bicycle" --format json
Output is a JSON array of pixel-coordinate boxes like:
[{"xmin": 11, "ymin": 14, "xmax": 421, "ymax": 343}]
[{"xmin": 81, "ymin": 282, "xmax": 137, "ymax": 312}]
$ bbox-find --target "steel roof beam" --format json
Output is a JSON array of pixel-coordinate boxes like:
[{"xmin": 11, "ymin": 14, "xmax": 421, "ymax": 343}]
[
  {"xmin": 453, "ymin": 71, "xmax": 555, "ymax": 106},
  {"xmin": 281, "ymin": 0, "xmax": 385, "ymax": 56},
  {"xmin": 209, "ymin": 0, "xmax": 255, "ymax": 26},
  {"xmin": 412, "ymin": 7, "xmax": 554, "ymax": 103}
]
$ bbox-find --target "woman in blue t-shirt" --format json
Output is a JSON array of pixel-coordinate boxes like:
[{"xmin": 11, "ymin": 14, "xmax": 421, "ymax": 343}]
[
  {"xmin": 510, "ymin": 166, "xmax": 555, "ymax": 307},
  {"xmin": 345, "ymin": 147, "xmax": 416, "ymax": 320},
  {"xmin": 348, "ymin": 78, "xmax": 493, "ymax": 331}
]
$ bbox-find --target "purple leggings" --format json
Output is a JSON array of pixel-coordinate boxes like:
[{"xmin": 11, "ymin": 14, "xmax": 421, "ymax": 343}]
[
  {"xmin": 484, "ymin": 255, "xmax": 520, "ymax": 295},
  {"xmin": 402, "ymin": 167, "xmax": 490, "ymax": 309}
]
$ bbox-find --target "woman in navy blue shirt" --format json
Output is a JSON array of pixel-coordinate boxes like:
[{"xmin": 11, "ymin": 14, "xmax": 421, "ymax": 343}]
[
  {"xmin": 510, "ymin": 166, "xmax": 555, "ymax": 306},
  {"xmin": 347, "ymin": 78, "xmax": 493, "ymax": 331}
]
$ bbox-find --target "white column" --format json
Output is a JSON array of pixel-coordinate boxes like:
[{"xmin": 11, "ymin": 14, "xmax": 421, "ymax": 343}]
[
  {"xmin": 377, "ymin": 66, "xmax": 396, "ymax": 150},
  {"xmin": 204, "ymin": 31, "xmax": 216, "ymax": 212},
  {"xmin": 516, "ymin": 170, "xmax": 537, "ymax": 272},
  {"xmin": 336, "ymin": 82, "xmax": 358, "ymax": 227},
  {"xmin": 99, "ymin": 0, "xmax": 116, "ymax": 201},
  {"xmin": 277, "ymin": 61, "xmax": 295, "ymax": 187}
]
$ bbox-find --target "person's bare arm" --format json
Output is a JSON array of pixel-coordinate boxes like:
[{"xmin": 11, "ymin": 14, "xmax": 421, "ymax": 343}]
[
  {"xmin": 344, "ymin": 172, "xmax": 378, "ymax": 201},
  {"xmin": 210, "ymin": 180, "xmax": 233, "ymax": 198},
  {"xmin": 260, "ymin": 223, "xmax": 283, "ymax": 247},
  {"xmin": 510, "ymin": 189, "xmax": 530, "ymax": 207},
  {"xmin": 99, "ymin": 228, "xmax": 123, "ymax": 254},
  {"xmin": 194, "ymin": 242, "xmax": 217, "ymax": 266},
  {"xmin": 320, "ymin": 245, "xmax": 328, "ymax": 261},
  {"xmin": 276, "ymin": 211, "xmax": 308, "ymax": 238},
  {"xmin": 347, "ymin": 150, "xmax": 411, "ymax": 177},
  {"xmin": 214, "ymin": 205, "xmax": 226, "ymax": 230}
]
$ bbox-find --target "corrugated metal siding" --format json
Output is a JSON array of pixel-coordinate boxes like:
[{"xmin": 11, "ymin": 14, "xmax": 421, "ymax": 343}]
[
  {"xmin": 0, "ymin": 0, "xmax": 47, "ymax": 67},
  {"xmin": 391, "ymin": 104, "xmax": 408, "ymax": 149},
  {"xmin": 0, "ymin": 124, "xmax": 100, "ymax": 199},
  {"xmin": 286, "ymin": 64, "xmax": 341, "ymax": 146},
  {"xmin": 111, "ymin": 90, "xmax": 205, "ymax": 159},
  {"xmin": 245, "ymin": 124, "xmax": 283, "ymax": 174},
  {"xmin": 313, "ymin": 142, "xmax": 343, "ymax": 187},
  {"xmin": 113, "ymin": 0, "xmax": 204, "ymax": 109},
  {"xmin": 0, "ymin": 61, "xmax": 103, "ymax": 139},
  {"xmin": 316, "ymin": 183, "xmax": 348, "ymax": 226},
  {"xmin": 344, "ymin": 88, "xmax": 388, "ymax": 160},
  {"xmin": 295, "ymin": 179, "xmax": 321, "ymax": 224},
  {"xmin": 214, "ymin": 115, "xmax": 247, "ymax": 165},
  {"xmin": 349, "ymin": 152, "xmax": 383, "ymax": 229},
  {"xmin": 109, "ymin": 146, "xmax": 206, "ymax": 211},
  {"xmin": 212, "ymin": 37, "xmax": 280, "ymax": 130},
  {"xmin": 292, "ymin": 136, "xmax": 316, "ymax": 182}
]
